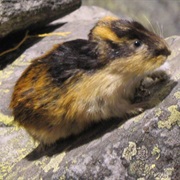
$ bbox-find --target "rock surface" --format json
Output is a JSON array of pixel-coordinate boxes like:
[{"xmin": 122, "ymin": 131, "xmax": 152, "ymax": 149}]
[
  {"xmin": 0, "ymin": 0, "xmax": 81, "ymax": 38},
  {"xmin": 0, "ymin": 6, "xmax": 180, "ymax": 180}
]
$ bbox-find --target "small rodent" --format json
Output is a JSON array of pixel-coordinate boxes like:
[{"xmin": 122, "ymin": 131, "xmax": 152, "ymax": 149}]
[{"xmin": 10, "ymin": 16, "xmax": 171, "ymax": 146}]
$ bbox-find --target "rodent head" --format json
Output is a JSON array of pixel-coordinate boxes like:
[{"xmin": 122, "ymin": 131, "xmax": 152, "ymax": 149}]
[{"xmin": 89, "ymin": 16, "xmax": 171, "ymax": 76}]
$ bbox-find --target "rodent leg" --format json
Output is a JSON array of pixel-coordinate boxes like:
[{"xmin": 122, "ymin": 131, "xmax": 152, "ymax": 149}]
[{"xmin": 126, "ymin": 101, "xmax": 150, "ymax": 117}]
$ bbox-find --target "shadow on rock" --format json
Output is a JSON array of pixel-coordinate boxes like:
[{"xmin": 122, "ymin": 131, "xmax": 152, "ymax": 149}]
[
  {"xmin": 26, "ymin": 117, "xmax": 124, "ymax": 161},
  {"xmin": 25, "ymin": 74, "xmax": 177, "ymax": 161},
  {"xmin": 0, "ymin": 23, "xmax": 65, "ymax": 70}
]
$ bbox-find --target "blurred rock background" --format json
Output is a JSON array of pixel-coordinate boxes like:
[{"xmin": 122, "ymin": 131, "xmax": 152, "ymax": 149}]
[{"xmin": 83, "ymin": 0, "xmax": 180, "ymax": 37}]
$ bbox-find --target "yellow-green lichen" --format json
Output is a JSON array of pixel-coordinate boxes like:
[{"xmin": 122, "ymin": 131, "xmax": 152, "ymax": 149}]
[
  {"xmin": 35, "ymin": 156, "xmax": 48, "ymax": 167},
  {"xmin": 1, "ymin": 89, "xmax": 10, "ymax": 93},
  {"xmin": 174, "ymin": 91, "xmax": 180, "ymax": 99},
  {"xmin": 12, "ymin": 55, "xmax": 27, "ymax": 66},
  {"xmin": 0, "ymin": 162, "xmax": 13, "ymax": 178},
  {"xmin": 151, "ymin": 145, "xmax": 161, "ymax": 160},
  {"xmin": 17, "ymin": 145, "xmax": 33, "ymax": 161},
  {"xmin": 154, "ymin": 167, "xmax": 174, "ymax": 180},
  {"xmin": 158, "ymin": 105, "xmax": 180, "ymax": 129},
  {"xmin": 151, "ymin": 164, "xmax": 156, "ymax": 169},
  {"xmin": 59, "ymin": 174, "xmax": 66, "ymax": 180},
  {"xmin": 129, "ymin": 160, "xmax": 157, "ymax": 177},
  {"xmin": 0, "ymin": 113, "xmax": 14, "ymax": 126},
  {"xmin": 72, "ymin": 159, "xmax": 77, "ymax": 164},
  {"xmin": 0, "ymin": 55, "xmax": 26, "ymax": 85},
  {"xmin": 44, "ymin": 152, "xmax": 66, "ymax": 173},
  {"xmin": 144, "ymin": 163, "xmax": 156, "ymax": 176},
  {"xmin": 17, "ymin": 177, "xmax": 24, "ymax": 180},
  {"xmin": 155, "ymin": 108, "xmax": 162, "ymax": 117},
  {"xmin": 129, "ymin": 160, "xmax": 157, "ymax": 178},
  {"xmin": 173, "ymin": 69, "xmax": 180, "ymax": 81},
  {"xmin": 129, "ymin": 160, "xmax": 145, "ymax": 176},
  {"xmin": 122, "ymin": 142, "xmax": 137, "ymax": 161},
  {"xmin": 133, "ymin": 112, "xmax": 145, "ymax": 123},
  {"xmin": 0, "ymin": 70, "xmax": 13, "ymax": 80}
]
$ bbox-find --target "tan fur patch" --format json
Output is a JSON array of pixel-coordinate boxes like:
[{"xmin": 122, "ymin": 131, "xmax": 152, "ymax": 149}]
[
  {"xmin": 99, "ymin": 16, "xmax": 119, "ymax": 23},
  {"xmin": 92, "ymin": 26, "xmax": 125, "ymax": 42}
]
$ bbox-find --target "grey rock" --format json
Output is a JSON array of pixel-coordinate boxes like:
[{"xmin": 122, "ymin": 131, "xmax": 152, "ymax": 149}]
[
  {"xmin": 83, "ymin": 0, "xmax": 180, "ymax": 37},
  {"xmin": 54, "ymin": 5, "xmax": 123, "ymax": 23},
  {"xmin": 0, "ymin": 6, "xmax": 180, "ymax": 180},
  {"xmin": 0, "ymin": 0, "xmax": 81, "ymax": 38}
]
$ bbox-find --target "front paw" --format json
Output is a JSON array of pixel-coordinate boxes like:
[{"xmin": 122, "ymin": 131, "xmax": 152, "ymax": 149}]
[
  {"xmin": 134, "ymin": 83, "xmax": 151, "ymax": 103},
  {"xmin": 139, "ymin": 70, "xmax": 169, "ymax": 91},
  {"xmin": 147, "ymin": 70, "xmax": 169, "ymax": 82}
]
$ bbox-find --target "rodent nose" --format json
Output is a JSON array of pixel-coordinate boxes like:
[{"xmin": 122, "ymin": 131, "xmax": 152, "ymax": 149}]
[
  {"xmin": 165, "ymin": 49, "xmax": 171, "ymax": 57},
  {"xmin": 154, "ymin": 48, "xmax": 171, "ymax": 57}
]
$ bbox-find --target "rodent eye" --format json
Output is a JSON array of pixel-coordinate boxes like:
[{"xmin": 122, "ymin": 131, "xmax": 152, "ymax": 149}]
[{"xmin": 134, "ymin": 40, "xmax": 142, "ymax": 48}]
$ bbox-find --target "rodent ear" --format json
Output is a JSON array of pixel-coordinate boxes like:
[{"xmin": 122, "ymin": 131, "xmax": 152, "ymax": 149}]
[
  {"xmin": 98, "ymin": 16, "xmax": 119, "ymax": 24},
  {"xmin": 89, "ymin": 16, "xmax": 121, "ymax": 42}
]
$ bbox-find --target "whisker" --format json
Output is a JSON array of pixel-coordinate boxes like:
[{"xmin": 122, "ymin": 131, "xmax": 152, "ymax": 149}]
[
  {"xmin": 156, "ymin": 21, "xmax": 165, "ymax": 38},
  {"xmin": 156, "ymin": 21, "xmax": 161, "ymax": 37},
  {"xmin": 161, "ymin": 24, "xmax": 164, "ymax": 38},
  {"xmin": 142, "ymin": 15, "xmax": 156, "ymax": 34}
]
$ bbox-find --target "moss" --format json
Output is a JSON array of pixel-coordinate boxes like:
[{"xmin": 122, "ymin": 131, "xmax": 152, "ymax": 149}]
[
  {"xmin": 158, "ymin": 105, "xmax": 180, "ymax": 129},
  {"xmin": 122, "ymin": 142, "xmax": 137, "ymax": 161}
]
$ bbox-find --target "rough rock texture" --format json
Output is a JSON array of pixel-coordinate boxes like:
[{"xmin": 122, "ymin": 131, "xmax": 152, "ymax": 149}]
[
  {"xmin": 0, "ymin": 0, "xmax": 81, "ymax": 38},
  {"xmin": 0, "ymin": 6, "xmax": 180, "ymax": 180}
]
